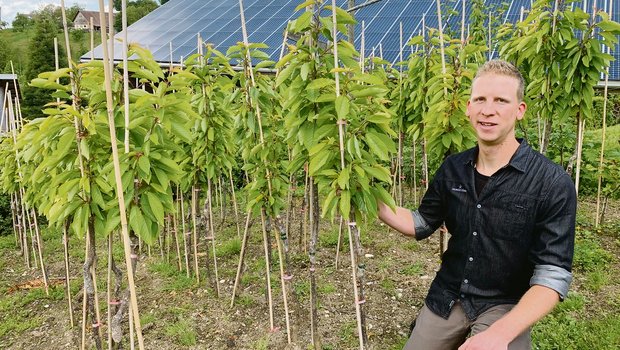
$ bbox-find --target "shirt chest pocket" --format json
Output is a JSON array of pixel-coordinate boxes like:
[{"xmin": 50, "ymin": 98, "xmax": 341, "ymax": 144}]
[{"xmin": 485, "ymin": 192, "xmax": 537, "ymax": 241}]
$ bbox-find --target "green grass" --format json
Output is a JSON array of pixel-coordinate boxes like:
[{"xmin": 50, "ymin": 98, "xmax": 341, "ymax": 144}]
[
  {"xmin": 585, "ymin": 124, "xmax": 620, "ymax": 153},
  {"xmin": 400, "ymin": 262, "xmax": 424, "ymax": 276},
  {"xmin": 532, "ymin": 293, "xmax": 620, "ymax": 349},
  {"xmin": 0, "ymin": 28, "xmax": 101, "ymax": 76},
  {"xmin": 0, "ymin": 285, "xmax": 68, "ymax": 338},
  {"xmin": 216, "ymin": 237, "xmax": 241, "ymax": 258},
  {"xmin": 165, "ymin": 318, "xmax": 197, "ymax": 346}
]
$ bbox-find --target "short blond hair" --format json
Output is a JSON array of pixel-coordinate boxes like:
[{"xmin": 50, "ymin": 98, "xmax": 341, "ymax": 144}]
[{"xmin": 474, "ymin": 60, "xmax": 525, "ymax": 102}]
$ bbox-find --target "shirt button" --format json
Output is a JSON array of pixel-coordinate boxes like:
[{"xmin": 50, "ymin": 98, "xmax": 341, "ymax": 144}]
[
  {"xmin": 464, "ymin": 279, "xmax": 469, "ymax": 284},
  {"xmin": 468, "ymin": 257, "xmax": 474, "ymax": 262},
  {"xmin": 476, "ymin": 204, "xmax": 482, "ymax": 209},
  {"xmin": 472, "ymin": 231, "xmax": 478, "ymax": 236},
  {"xmin": 460, "ymin": 294, "xmax": 465, "ymax": 298}
]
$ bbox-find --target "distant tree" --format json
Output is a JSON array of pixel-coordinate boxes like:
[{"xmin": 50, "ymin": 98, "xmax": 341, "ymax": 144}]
[
  {"xmin": 114, "ymin": 0, "xmax": 159, "ymax": 32},
  {"xmin": 0, "ymin": 37, "xmax": 11, "ymax": 73},
  {"xmin": 160, "ymin": 0, "xmax": 170, "ymax": 4},
  {"xmin": 0, "ymin": 20, "xmax": 7, "ymax": 29},
  {"xmin": 12, "ymin": 13, "xmax": 35, "ymax": 31},
  {"xmin": 21, "ymin": 14, "xmax": 65, "ymax": 120}
]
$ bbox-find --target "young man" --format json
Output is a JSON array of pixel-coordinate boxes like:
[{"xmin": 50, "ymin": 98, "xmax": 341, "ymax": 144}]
[{"xmin": 379, "ymin": 60, "xmax": 576, "ymax": 350}]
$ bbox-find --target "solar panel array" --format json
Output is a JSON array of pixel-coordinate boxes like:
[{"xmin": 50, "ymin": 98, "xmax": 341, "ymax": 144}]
[{"xmin": 85, "ymin": 0, "xmax": 620, "ymax": 81}]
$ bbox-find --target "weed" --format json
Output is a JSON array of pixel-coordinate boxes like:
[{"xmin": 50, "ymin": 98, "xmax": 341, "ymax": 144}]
[
  {"xmin": 141, "ymin": 312, "xmax": 157, "ymax": 326},
  {"xmin": 216, "ymin": 237, "xmax": 241, "ymax": 258},
  {"xmin": 320, "ymin": 227, "xmax": 345, "ymax": 248},
  {"xmin": 380, "ymin": 278, "xmax": 396, "ymax": 291},
  {"xmin": 165, "ymin": 318, "xmax": 197, "ymax": 346},
  {"xmin": 253, "ymin": 334, "xmax": 270, "ymax": 350},
  {"xmin": 584, "ymin": 268, "xmax": 609, "ymax": 292},
  {"xmin": 165, "ymin": 274, "xmax": 195, "ymax": 291},
  {"xmin": 318, "ymin": 283, "xmax": 336, "ymax": 294},
  {"xmin": 400, "ymin": 262, "xmax": 424, "ymax": 276},
  {"xmin": 338, "ymin": 321, "xmax": 358, "ymax": 348},
  {"xmin": 235, "ymin": 293, "xmax": 255, "ymax": 307},
  {"xmin": 294, "ymin": 280, "xmax": 311, "ymax": 299},
  {"xmin": 573, "ymin": 231, "xmax": 613, "ymax": 272},
  {"xmin": 403, "ymin": 240, "xmax": 420, "ymax": 251}
]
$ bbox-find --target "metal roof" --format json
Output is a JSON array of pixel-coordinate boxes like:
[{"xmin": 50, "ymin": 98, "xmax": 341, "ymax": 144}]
[{"xmin": 83, "ymin": 0, "xmax": 620, "ymax": 82}]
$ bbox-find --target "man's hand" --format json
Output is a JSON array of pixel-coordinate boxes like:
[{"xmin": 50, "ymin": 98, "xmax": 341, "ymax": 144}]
[{"xmin": 458, "ymin": 329, "xmax": 510, "ymax": 350}]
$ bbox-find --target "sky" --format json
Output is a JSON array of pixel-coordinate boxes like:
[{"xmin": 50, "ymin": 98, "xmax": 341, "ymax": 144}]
[{"xmin": 1, "ymin": 1, "xmax": 100, "ymax": 26}]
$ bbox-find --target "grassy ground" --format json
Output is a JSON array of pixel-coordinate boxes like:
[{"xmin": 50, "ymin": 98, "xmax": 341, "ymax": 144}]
[{"xmin": 0, "ymin": 195, "xmax": 618, "ymax": 349}]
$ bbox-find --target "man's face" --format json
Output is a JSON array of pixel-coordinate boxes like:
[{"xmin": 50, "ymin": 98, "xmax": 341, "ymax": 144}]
[{"xmin": 466, "ymin": 73, "xmax": 526, "ymax": 147}]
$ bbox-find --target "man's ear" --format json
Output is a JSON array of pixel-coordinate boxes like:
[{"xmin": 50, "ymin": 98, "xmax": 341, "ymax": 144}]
[{"xmin": 516, "ymin": 101, "xmax": 527, "ymax": 121}]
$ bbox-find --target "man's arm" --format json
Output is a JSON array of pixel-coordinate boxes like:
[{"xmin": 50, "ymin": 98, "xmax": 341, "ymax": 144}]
[
  {"xmin": 458, "ymin": 285, "xmax": 559, "ymax": 350},
  {"xmin": 377, "ymin": 201, "xmax": 416, "ymax": 237}
]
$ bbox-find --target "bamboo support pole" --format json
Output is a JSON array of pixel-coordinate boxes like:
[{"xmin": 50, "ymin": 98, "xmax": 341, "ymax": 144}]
[
  {"xmin": 180, "ymin": 190, "xmax": 191, "ymax": 277},
  {"xmin": 107, "ymin": 232, "xmax": 113, "ymax": 350},
  {"xmin": 207, "ymin": 179, "xmax": 221, "ymax": 297},
  {"xmin": 461, "ymin": 0, "xmax": 466, "ymax": 44},
  {"xmin": 96, "ymin": 1, "xmax": 144, "ymax": 348},
  {"xmin": 238, "ymin": 0, "xmax": 289, "ymax": 337},
  {"xmin": 435, "ymin": 0, "xmax": 449, "ymax": 253},
  {"xmin": 335, "ymin": 216, "xmax": 344, "ymax": 269},
  {"xmin": 596, "ymin": 0, "xmax": 612, "ymax": 227},
  {"xmin": 228, "ymin": 169, "xmax": 241, "ymax": 238},
  {"xmin": 172, "ymin": 202, "xmax": 182, "ymax": 270},
  {"xmin": 24, "ymin": 192, "xmax": 38, "ymax": 269},
  {"xmin": 259, "ymin": 210, "xmax": 275, "ymax": 331},
  {"xmin": 31, "ymin": 209, "xmax": 49, "ymax": 295},
  {"xmin": 330, "ymin": 1, "xmax": 366, "ymax": 348}
]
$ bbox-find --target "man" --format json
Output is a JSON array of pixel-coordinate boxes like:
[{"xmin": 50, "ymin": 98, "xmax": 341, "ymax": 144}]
[{"xmin": 379, "ymin": 60, "xmax": 576, "ymax": 350}]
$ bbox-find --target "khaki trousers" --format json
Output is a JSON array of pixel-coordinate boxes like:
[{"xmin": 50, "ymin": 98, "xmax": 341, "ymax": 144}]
[{"xmin": 403, "ymin": 302, "xmax": 531, "ymax": 350}]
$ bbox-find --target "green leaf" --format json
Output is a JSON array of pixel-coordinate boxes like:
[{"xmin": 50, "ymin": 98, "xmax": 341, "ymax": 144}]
[
  {"xmin": 362, "ymin": 165, "xmax": 392, "ymax": 183},
  {"xmin": 335, "ymin": 95, "xmax": 350, "ymax": 120},
  {"xmin": 309, "ymin": 147, "xmax": 331, "ymax": 175},
  {"xmin": 597, "ymin": 20, "xmax": 620, "ymax": 33},
  {"xmin": 337, "ymin": 168, "xmax": 350, "ymax": 190},
  {"xmin": 129, "ymin": 205, "xmax": 151, "ymax": 244},
  {"xmin": 339, "ymin": 190, "xmax": 351, "ymax": 220},
  {"xmin": 364, "ymin": 131, "xmax": 390, "ymax": 161},
  {"xmin": 146, "ymin": 192, "xmax": 165, "ymax": 226}
]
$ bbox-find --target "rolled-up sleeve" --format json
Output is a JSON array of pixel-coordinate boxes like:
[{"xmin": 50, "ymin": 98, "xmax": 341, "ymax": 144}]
[
  {"xmin": 530, "ymin": 264, "xmax": 572, "ymax": 299},
  {"xmin": 530, "ymin": 172, "xmax": 577, "ymax": 300}
]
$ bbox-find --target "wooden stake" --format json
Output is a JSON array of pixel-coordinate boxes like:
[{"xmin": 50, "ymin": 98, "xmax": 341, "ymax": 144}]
[
  {"xmin": 97, "ymin": 1, "xmax": 144, "ymax": 348},
  {"xmin": 228, "ymin": 169, "xmax": 241, "ymax": 238},
  {"xmin": 31, "ymin": 209, "xmax": 49, "ymax": 295},
  {"xmin": 596, "ymin": 0, "xmax": 612, "ymax": 227},
  {"xmin": 180, "ymin": 189, "xmax": 191, "ymax": 277},
  {"xmin": 207, "ymin": 179, "xmax": 221, "ymax": 297},
  {"xmin": 330, "ymin": 2, "xmax": 366, "ymax": 347}
]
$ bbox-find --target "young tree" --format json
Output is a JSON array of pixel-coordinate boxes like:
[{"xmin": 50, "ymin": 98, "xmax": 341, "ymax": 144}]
[{"xmin": 20, "ymin": 14, "xmax": 64, "ymax": 120}]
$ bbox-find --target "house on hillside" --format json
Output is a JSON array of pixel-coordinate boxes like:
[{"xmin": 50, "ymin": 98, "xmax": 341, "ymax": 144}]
[{"xmin": 72, "ymin": 10, "xmax": 111, "ymax": 31}]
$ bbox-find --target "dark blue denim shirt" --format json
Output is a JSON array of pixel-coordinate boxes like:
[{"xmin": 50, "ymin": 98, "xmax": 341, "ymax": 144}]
[{"xmin": 413, "ymin": 139, "xmax": 576, "ymax": 320}]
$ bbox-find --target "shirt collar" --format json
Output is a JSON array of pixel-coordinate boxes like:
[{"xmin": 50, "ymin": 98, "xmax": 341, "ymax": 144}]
[{"xmin": 465, "ymin": 138, "xmax": 530, "ymax": 173}]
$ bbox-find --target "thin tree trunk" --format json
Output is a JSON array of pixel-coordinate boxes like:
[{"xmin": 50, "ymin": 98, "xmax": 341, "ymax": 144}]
[
  {"xmin": 228, "ymin": 169, "xmax": 241, "ymax": 238},
  {"xmin": 273, "ymin": 216, "xmax": 292, "ymax": 343},
  {"xmin": 63, "ymin": 221, "xmax": 75, "ymax": 328},
  {"xmin": 82, "ymin": 221, "xmax": 102, "ymax": 350},
  {"xmin": 180, "ymin": 189, "xmax": 190, "ymax": 277},
  {"xmin": 308, "ymin": 181, "xmax": 321, "ymax": 349},
  {"xmin": 191, "ymin": 185, "xmax": 200, "ymax": 282},
  {"xmin": 231, "ymin": 212, "xmax": 252, "ymax": 307},
  {"xmin": 259, "ymin": 210, "xmax": 275, "ymax": 331}
]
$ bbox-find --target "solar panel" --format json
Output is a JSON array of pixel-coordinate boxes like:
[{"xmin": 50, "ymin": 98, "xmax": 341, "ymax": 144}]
[{"xmin": 84, "ymin": 0, "xmax": 619, "ymax": 82}]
